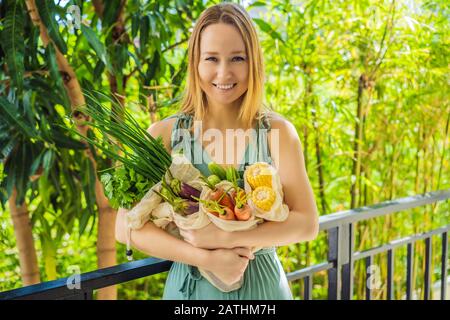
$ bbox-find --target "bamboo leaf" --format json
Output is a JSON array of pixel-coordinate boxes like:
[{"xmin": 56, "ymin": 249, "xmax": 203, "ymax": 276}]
[
  {"xmin": 78, "ymin": 208, "xmax": 91, "ymax": 237},
  {"xmin": 15, "ymin": 142, "xmax": 32, "ymax": 205},
  {"xmin": 50, "ymin": 128, "xmax": 87, "ymax": 150},
  {"xmin": 35, "ymin": 0, "xmax": 67, "ymax": 54},
  {"xmin": 140, "ymin": 15, "xmax": 150, "ymax": 52},
  {"xmin": 253, "ymin": 18, "xmax": 284, "ymax": 43},
  {"xmin": 248, "ymin": 1, "xmax": 267, "ymax": 8},
  {"xmin": 45, "ymin": 43, "xmax": 64, "ymax": 91},
  {"xmin": 93, "ymin": 60, "xmax": 105, "ymax": 82},
  {"xmin": 80, "ymin": 157, "xmax": 96, "ymax": 235},
  {"xmin": 102, "ymin": 0, "xmax": 121, "ymax": 26},
  {"xmin": 0, "ymin": 0, "xmax": 25, "ymax": 93},
  {"xmin": 80, "ymin": 24, "xmax": 112, "ymax": 72},
  {"xmin": 42, "ymin": 149, "xmax": 55, "ymax": 178},
  {"xmin": 0, "ymin": 97, "xmax": 37, "ymax": 138}
]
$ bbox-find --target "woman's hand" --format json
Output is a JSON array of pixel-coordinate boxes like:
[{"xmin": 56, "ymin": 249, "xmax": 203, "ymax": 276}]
[
  {"xmin": 179, "ymin": 223, "xmax": 231, "ymax": 249},
  {"xmin": 201, "ymin": 247, "xmax": 255, "ymax": 285}
]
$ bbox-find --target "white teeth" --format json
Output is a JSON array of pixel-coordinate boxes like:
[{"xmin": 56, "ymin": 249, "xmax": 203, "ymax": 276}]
[{"xmin": 214, "ymin": 83, "xmax": 235, "ymax": 90}]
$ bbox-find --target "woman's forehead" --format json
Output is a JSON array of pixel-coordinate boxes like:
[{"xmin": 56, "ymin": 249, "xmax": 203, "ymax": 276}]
[{"xmin": 200, "ymin": 23, "xmax": 246, "ymax": 53}]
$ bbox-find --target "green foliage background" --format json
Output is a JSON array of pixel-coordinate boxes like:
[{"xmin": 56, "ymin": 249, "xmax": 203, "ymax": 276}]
[{"xmin": 0, "ymin": 0, "xmax": 449, "ymax": 299}]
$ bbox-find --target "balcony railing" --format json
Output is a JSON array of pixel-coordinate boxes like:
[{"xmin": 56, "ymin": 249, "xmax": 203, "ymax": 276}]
[{"xmin": 1, "ymin": 189, "xmax": 449, "ymax": 300}]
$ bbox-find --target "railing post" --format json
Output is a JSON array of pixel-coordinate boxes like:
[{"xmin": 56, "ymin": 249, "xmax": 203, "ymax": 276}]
[
  {"xmin": 341, "ymin": 223, "xmax": 354, "ymax": 300},
  {"xmin": 424, "ymin": 237, "xmax": 432, "ymax": 300},
  {"xmin": 84, "ymin": 290, "xmax": 93, "ymax": 300},
  {"xmin": 387, "ymin": 249, "xmax": 394, "ymax": 300},
  {"xmin": 441, "ymin": 232, "xmax": 448, "ymax": 300},
  {"xmin": 406, "ymin": 242, "xmax": 414, "ymax": 300},
  {"xmin": 365, "ymin": 255, "xmax": 373, "ymax": 300},
  {"xmin": 304, "ymin": 276, "xmax": 312, "ymax": 300},
  {"xmin": 328, "ymin": 227, "xmax": 339, "ymax": 300},
  {"xmin": 327, "ymin": 224, "xmax": 351, "ymax": 300}
]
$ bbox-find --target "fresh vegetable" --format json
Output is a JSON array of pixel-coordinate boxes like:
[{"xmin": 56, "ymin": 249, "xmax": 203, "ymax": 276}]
[
  {"xmin": 225, "ymin": 166, "xmax": 239, "ymax": 186},
  {"xmin": 170, "ymin": 178, "xmax": 181, "ymax": 194},
  {"xmin": 251, "ymin": 186, "xmax": 276, "ymax": 211},
  {"xmin": 200, "ymin": 174, "xmax": 221, "ymax": 190},
  {"xmin": 246, "ymin": 163, "xmax": 272, "ymax": 189},
  {"xmin": 233, "ymin": 188, "xmax": 251, "ymax": 221},
  {"xmin": 234, "ymin": 188, "xmax": 249, "ymax": 209},
  {"xmin": 67, "ymin": 91, "xmax": 172, "ymax": 184},
  {"xmin": 219, "ymin": 207, "xmax": 236, "ymax": 220},
  {"xmin": 210, "ymin": 187, "xmax": 234, "ymax": 211},
  {"xmin": 208, "ymin": 210, "xmax": 220, "ymax": 217},
  {"xmin": 66, "ymin": 91, "xmax": 175, "ymax": 214},
  {"xmin": 154, "ymin": 179, "xmax": 199, "ymax": 216},
  {"xmin": 164, "ymin": 173, "xmax": 201, "ymax": 202},
  {"xmin": 179, "ymin": 182, "xmax": 201, "ymax": 201},
  {"xmin": 100, "ymin": 166, "xmax": 152, "ymax": 209},
  {"xmin": 194, "ymin": 196, "xmax": 234, "ymax": 220},
  {"xmin": 207, "ymin": 174, "xmax": 221, "ymax": 186},
  {"xmin": 234, "ymin": 203, "xmax": 252, "ymax": 221},
  {"xmin": 208, "ymin": 162, "xmax": 227, "ymax": 180}
]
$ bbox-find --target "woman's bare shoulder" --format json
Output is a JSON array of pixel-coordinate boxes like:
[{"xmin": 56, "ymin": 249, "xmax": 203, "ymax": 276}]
[
  {"xmin": 146, "ymin": 116, "xmax": 178, "ymax": 152},
  {"xmin": 265, "ymin": 111, "xmax": 302, "ymax": 166},
  {"xmin": 265, "ymin": 111, "xmax": 295, "ymax": 133}
]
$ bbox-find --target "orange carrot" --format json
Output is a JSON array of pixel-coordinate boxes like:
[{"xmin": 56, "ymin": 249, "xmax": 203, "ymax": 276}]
[
  {"xmin": 219, "ymin": 193, "xmax": 234, "ymax": 211},
  {"xmin": 207, "ymin": 209, "xmax": 220, "ymax": 217},
  {"xmin": 219, "ymin": 207, "xmax": 236, "ymax": 220},
  {"xmin": 210, "ymin": 187, "xmax": 234, "ymax": 211},
  {"xmin": 234, "ymin": 204, "xmax": 252, "ymax": 221},
  {"xmin": 210, "ymin": 188, "xmax": 224, "ymax": 202}
]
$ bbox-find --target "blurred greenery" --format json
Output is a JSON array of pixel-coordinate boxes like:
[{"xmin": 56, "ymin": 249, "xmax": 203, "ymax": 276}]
[{"xmin": 0, "ymin": 0, "xmax": 449, "ymax": 299}]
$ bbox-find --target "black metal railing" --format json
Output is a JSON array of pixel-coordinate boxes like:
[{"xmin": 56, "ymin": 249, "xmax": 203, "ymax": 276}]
[{"xmin": 1, "ymin": 189, "xmax": 449, "ymax": 300}]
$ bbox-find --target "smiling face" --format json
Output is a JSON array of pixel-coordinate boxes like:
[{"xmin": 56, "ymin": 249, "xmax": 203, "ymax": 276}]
[{"xmin": 198, "ymin": 23, "xmax": 249, "ymax": 110}]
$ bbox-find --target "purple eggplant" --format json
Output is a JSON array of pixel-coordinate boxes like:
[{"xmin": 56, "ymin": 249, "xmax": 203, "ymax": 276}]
[
  {"xmin": 179, "ymin": 182, "xmax": 201, "ymax": 201},
  {"xmin": 183, "ymin": 200, "xmax": 199, "ymax": 215}
]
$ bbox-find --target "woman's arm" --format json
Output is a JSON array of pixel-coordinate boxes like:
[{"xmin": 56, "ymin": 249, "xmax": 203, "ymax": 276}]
[
  {"xmin": 180, "ymin": 116, "xmax": 320, "ymax": 249},
  {"xmin": 115, "ymin": 207, "xmax": 209, "ymax": 267},
  {"xmin": 116, "ymin": 207, "xmax": 254, "ymax": 284}
]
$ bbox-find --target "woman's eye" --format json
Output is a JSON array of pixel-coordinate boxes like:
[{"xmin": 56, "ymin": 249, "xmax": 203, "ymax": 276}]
[
  {"xmin": 206, "ymin": 57, "xmax": 217, "ymax": 62},
  {"xmin": 232, "ymin": 56, "xmax": 245, "ymax": 62}
]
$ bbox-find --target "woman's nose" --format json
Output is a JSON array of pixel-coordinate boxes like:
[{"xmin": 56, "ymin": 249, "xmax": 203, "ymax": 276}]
[{"xmin": 217, "ymin": 61, "xmax": 232, "ymax": 78}]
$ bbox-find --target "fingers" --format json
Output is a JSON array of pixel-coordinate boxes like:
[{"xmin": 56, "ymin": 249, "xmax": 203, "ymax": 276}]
[{"xmin": 232, "ymin": 247, "xmax": 255, "ymax": 260}]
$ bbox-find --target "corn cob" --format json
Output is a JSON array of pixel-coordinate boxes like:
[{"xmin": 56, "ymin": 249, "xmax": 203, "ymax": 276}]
[
  {"xmin": 246, "ymin": 163, "xmax": 272, "ymax": 189},
  {"xmin": 251, "ymin": 186, "xmax": 276, "ymax": 211}
]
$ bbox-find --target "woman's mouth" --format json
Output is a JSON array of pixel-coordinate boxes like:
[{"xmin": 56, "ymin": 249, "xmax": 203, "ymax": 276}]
[{"xmin": 213, "ymin": 83, "xmax": 237, "ymax": 91}]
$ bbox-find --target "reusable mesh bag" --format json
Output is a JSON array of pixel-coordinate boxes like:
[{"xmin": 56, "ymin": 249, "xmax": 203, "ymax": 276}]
[
  {"xmin": 197, "ymin": 181, "xmax": 264, "ymax": 292},
  {"xmin": 244, "ymin": 162, "xmax": 290, "ymax": 222},
  {"xmin": 125, "ymin": 154, "xmax": 208, "ymax": 259}
]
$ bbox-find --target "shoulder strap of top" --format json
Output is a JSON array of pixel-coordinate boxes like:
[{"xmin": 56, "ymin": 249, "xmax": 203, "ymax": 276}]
[
  {"xmin": 246, "ymin": 112, "xmax": 273, "ymax": 166},
  {"xmin": 257, "ymin": 112, "xmax": 273, "ymax": 164},
  {"xmin": 259, "ymin": 112, "xmax": 272, "ymax": 132},
  {"xmin": 169, "ymin": 113, "xmax": 194, "ymax": 150}
]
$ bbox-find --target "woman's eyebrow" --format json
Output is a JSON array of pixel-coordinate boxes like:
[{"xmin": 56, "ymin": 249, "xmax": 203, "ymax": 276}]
[{"xmin": 202, "ymin": 50, "xmax": 246, "ymax": 55}]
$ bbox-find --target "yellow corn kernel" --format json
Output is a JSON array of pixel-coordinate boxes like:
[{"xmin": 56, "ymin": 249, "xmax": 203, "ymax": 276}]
[
  {"xmin": 252, "ymin": 186, "xmax": 276, "ymax": 211},
  {"xmin": 246, "ymin": 163, "xmax": 272, "ymax": 189}
]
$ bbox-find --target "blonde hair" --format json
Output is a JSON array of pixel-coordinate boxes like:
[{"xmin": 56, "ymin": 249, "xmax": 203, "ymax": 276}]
[{"xmin": 179, "ymin": 2, "xmax": 267, "ymax": 129}]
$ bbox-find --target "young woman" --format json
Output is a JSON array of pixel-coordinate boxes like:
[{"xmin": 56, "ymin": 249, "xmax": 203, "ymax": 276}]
[{"xmin": 115, "ymin": 3, "xmax": 319, "ymax": 300}]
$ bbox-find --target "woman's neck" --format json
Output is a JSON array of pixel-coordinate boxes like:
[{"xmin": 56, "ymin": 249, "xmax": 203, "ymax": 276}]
[{"xmin": 203, "ymin": 98, "xmax": 245, "ymax": 131}]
